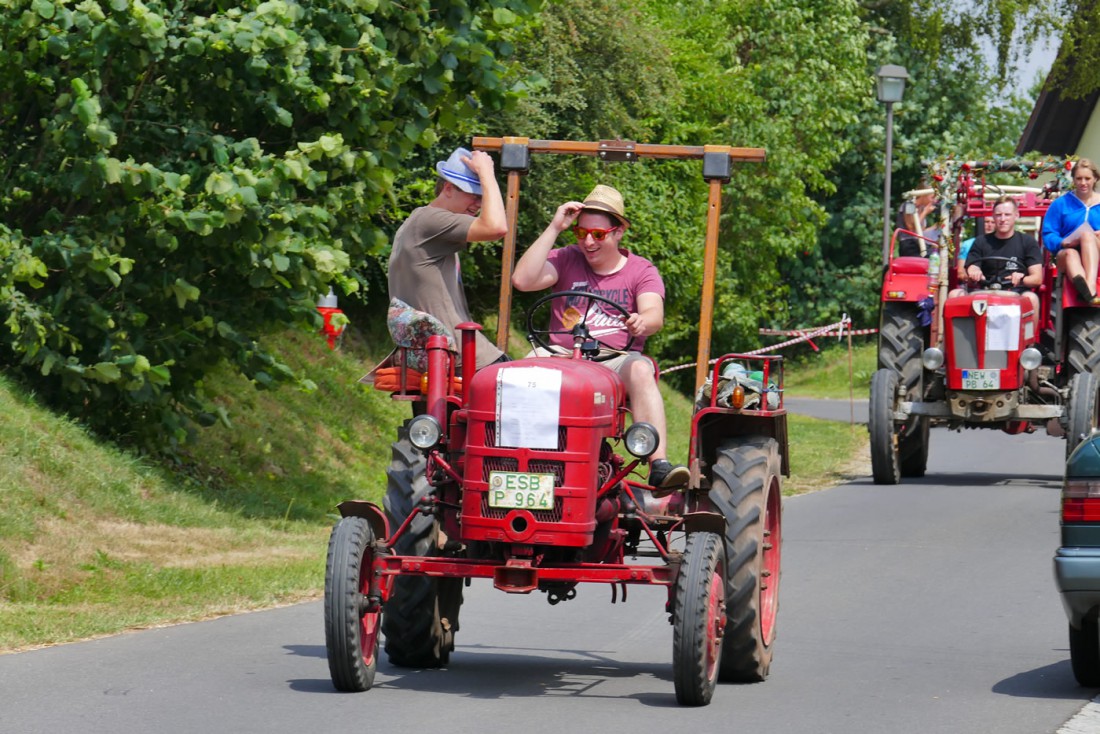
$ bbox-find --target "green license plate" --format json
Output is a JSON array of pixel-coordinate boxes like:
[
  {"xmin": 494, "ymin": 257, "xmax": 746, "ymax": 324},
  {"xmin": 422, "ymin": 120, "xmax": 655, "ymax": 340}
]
[
  {"xmin": 487, "ymin": 471, "xmax": 555, "ymax": 510},
  {"xmin": 962, "ymin": 369, "xmax": 1000, "ymax": 390}
]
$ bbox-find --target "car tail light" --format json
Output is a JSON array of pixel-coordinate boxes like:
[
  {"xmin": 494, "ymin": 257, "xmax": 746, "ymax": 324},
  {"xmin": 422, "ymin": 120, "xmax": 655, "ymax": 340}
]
[{"xmin": 1063, "ymin": 480, "xmax": 1100, "ymax": 522}]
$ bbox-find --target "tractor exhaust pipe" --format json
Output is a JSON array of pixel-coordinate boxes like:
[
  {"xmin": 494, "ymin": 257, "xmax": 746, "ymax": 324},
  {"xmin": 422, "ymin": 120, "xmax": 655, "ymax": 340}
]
[{"xmin": 1027, "ymin": 369, "xmax": 1059, "ymax": 400}]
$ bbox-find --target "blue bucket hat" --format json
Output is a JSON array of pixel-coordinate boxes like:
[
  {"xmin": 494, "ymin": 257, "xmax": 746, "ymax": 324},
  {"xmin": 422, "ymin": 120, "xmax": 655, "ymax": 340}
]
[{"xmin": 435, "ymin": 147, "xmax": 482, "ymax": 196}]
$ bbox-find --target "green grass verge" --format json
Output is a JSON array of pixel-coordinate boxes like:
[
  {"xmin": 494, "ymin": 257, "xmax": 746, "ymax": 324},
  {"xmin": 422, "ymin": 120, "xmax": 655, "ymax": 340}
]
[
  {"xmin": 0, "ymin": 325, "xmax": 872, "ymax": 651},
  {"xmin": 0, "ymin": 365, "xmax": 330, "ymax": 650},
  {"xmin": 782, "ymin": 340, "xmax": 877, "ymax": 399},
  {"xmin": 785, "ymin": 414, "xmax": 869, "ymax": 494}
]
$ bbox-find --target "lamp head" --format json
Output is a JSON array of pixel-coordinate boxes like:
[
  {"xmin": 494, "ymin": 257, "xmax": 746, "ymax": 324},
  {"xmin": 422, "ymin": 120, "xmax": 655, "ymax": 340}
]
[{"xmin": 876, "ymin": 64, "xmax": 909, "ymax": 104}]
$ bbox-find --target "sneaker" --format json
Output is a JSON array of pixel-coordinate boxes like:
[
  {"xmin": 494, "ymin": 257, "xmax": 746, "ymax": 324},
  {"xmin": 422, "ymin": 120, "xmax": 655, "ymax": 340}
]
[
  {"xmin": 1073, "ymin": 274, "xmax": 1096, "ymax": 302},
  {"xmin": 648, "ymin": 459, "xmax": 689, "ymax": 494}
]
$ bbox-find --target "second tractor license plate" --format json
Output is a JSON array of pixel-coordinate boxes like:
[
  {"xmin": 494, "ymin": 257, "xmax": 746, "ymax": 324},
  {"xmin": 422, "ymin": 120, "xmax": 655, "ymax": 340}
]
[
  {"xmin": 488, "ymin": 471, "xmax": 555, "ymax": 509},
  {"xmin": 961, "ymin": 369, "xmax": 1000, "ymax": 390}
]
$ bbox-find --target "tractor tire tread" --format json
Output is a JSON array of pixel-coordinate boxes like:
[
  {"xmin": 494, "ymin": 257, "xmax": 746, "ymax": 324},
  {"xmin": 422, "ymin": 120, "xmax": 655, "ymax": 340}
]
[
  {"xmin": 708, "ymin": 435, "xmax": 781, "ymax": 682},
  {"xmin": 381, "ymin": 421, "xmax": 463, "ymax": 669},
  {"xmin": 324, "ymin": 516, "xmax": 378, "ymax": 692}
]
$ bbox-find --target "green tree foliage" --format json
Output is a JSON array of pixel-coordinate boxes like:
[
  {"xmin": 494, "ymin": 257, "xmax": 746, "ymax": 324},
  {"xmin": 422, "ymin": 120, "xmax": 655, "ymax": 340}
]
[
  {"xmin": 648, "ymin": 0, "xmax": 870, "ymax": 364},
  {"xmin": 1047, "ymin": 0, "xmax": 1100, "ymax": 99},
  {"xmin": 0, "ymin": 0, "xmax": 536, "ymax": 446},
  {"xmin": 784, "ymin": 3, "xmax": 1037, "ymax": 332},
  {"xmin": 472, "ymin": 0, "xmax": 868, "ymax": 385},
  {"xmin": 789, "ymin": 65, "xmax": 1034, "ymax": 330},
  {"xmin": 861, "ymin": 0, "xmax": 1064, "ymax": 86},
  {"xmin": 476, "ymin": 0, "xmax": 693, "ymax": 336}
]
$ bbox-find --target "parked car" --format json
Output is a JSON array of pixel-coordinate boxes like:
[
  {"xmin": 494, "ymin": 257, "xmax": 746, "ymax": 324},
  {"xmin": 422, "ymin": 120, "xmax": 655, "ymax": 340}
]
[{"xmin": 1055, "ymin": 433, "xmax": 1100, "ymax": 686}]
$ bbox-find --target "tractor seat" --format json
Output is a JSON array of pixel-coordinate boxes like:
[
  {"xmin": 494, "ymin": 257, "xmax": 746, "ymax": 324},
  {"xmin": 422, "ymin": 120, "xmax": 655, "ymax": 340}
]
[
  {"xmin": 371, "ymin": 365, "xmax": 462, "ymax": 394},
  {"xmin": 384, "ymin": 298, "xmax": 456, "ymax": 372},
  {"xmin": 359, "ymin": 299, "xmax": 459, "ymax": 393},
  {"xmin": 890, "ymin": 256, "xmax": 929, "ymax": 276}
]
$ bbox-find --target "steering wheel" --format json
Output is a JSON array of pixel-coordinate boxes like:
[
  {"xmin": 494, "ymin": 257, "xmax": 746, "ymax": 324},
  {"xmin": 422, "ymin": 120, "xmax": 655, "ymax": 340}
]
[
  {"xmin": 964, "ymin": 255, "xmax": 1023, "ymax": 291},
  {"xmin": 525, "ymin": 290, "xmax": 636, "ymax": 360}
]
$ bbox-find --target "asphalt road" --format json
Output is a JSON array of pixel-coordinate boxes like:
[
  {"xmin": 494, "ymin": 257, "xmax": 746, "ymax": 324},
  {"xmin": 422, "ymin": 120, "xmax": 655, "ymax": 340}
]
[
  {"xmin": 785, "ymin": 395, "xmax": 869, "ymax": 424},
  {"xmin": 1, "ymin": 425, "xmax": 1093, "ymax": 733}
]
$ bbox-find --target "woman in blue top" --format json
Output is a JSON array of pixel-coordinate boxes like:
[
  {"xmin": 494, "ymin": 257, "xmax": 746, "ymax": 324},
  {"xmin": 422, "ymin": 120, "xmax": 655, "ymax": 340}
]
[{"xmin": 1043, "ymin": 159, "xmax": 1100, "ymax": 302}]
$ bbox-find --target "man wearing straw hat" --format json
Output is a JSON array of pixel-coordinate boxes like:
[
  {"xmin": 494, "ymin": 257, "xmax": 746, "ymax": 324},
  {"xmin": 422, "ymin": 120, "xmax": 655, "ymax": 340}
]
[
  {"xmin": 512, "ymin": 184, "xmax": 689, "ymax": 492},
  {"xmin": 388, "ymin": 146, "xmax": 509, "ymax": 369}
]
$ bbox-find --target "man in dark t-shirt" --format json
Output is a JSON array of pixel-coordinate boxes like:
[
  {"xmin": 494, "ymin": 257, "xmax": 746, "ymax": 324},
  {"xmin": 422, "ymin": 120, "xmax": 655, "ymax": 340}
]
[{"xmin": 959, "ymin": 195, "xmax": 1043, "ymax": 313}]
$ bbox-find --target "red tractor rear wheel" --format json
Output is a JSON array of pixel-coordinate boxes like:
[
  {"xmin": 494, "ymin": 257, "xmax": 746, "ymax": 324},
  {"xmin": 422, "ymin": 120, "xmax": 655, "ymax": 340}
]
[
  {"xmin": 707, "ymin": 435, "xmax": 782, "ymax": 682},
  {"xmin": 1067, "ymin": 372, "xmax": 1100, "ymax": 459},
  {"xmin": 382, "ymin": 420, "xmax": 464, "ymax": 668},
  {"xmin": 1067, "ymin": 312, "xmax": 1100, "ymax": 381},
  {"xmin": 878, "ymin": 302, "xmax": 929, "ymax": 476}
]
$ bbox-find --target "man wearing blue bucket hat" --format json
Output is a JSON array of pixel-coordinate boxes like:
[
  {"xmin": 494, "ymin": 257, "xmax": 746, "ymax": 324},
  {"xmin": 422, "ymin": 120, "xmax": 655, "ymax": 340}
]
[{"xmin": 388, "ymin": 146, "xmax": 508, "ymax": 368}]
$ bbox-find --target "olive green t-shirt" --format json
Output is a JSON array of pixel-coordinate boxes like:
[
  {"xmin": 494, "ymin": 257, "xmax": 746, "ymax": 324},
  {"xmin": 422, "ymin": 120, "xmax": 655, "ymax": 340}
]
[{"xmin": 387, "ymin": 205, "xmax": 503, "ymax": 369}]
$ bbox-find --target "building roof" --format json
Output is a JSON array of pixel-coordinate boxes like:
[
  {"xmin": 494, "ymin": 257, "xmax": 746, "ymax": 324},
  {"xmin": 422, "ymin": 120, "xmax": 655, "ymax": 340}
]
[{"xmin": 1016, "ymin": 86, "xmax": 1100, "ymax": 155}]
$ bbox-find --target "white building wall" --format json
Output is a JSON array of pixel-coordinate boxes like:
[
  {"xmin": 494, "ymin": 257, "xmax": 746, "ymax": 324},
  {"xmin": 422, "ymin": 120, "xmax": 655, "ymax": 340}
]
[{"xmin": 1079, "ymin": 108, "xmax": 1100, "ymax": 161}]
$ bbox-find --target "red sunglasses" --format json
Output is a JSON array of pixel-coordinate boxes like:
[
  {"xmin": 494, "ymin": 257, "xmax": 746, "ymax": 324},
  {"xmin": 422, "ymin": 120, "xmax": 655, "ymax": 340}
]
[{"xmin": 573, "ymin": 226, "xmax": 620, "ymax": 241}]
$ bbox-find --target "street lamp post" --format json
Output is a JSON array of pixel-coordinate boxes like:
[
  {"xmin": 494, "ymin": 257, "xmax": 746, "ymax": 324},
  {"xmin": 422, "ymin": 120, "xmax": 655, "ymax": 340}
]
[{"xmin": 877, "ymin": 64, "xmax": 909, "ymax": 263}]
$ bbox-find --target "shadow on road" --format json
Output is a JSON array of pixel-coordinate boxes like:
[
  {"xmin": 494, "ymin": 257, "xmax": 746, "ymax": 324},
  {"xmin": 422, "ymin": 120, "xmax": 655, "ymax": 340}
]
[
  {"xmin": 288, "ymin": 678, "xmax": 338, "ymax": 693},
  {"xmin": 992, "ymin": 659, "xmax": 1095, "ymax": 702},
  {"xmin": 287, "ymin": 644, "xmax": 685, "ymax": 706},
  {"xmin": 844, "ymin": 473, "xmax": 1061, "ymax": 490},
  {"xmin": 284, "ymin": 644, "xmax": 326, "ymax": 659}
]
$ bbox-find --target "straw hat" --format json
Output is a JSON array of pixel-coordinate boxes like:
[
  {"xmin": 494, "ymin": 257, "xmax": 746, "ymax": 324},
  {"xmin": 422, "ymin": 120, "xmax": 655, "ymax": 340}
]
[
  {"xmin": 435, "ymin": 147, "xmax": 482, "ymax": 195},
  {"xmin": 581, "ymin": 184, "xmax": 629, "ymax": 227}
]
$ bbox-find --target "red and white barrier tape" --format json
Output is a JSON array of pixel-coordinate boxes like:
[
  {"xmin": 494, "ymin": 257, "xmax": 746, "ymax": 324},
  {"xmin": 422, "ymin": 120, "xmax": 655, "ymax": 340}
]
[
  {"xmin": 661, "ymin": 317, "xmax": 862, "ymax": 374},
  {"xmin": 759, "ymin": 327, "xmax": 879, "ymax": 337}
]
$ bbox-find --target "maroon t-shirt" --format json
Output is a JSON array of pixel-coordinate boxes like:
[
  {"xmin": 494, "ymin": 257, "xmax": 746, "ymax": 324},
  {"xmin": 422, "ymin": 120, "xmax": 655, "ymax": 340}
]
[{"xmin": 545, "ymin": 245, "xmax": 665, "ymax": 351}]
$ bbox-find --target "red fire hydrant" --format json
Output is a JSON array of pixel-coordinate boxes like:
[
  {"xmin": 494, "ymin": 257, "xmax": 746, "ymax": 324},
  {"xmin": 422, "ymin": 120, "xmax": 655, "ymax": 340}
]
[{"xmin": 317, "ymin": 287, "xmax": 345, "ymax": 350}]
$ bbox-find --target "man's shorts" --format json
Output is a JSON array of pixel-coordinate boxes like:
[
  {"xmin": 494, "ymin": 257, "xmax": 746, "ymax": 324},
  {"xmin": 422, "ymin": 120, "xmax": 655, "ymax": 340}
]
[{"xmin": 528, "ymin": 346, "xmax": 655, "ymax": 378}]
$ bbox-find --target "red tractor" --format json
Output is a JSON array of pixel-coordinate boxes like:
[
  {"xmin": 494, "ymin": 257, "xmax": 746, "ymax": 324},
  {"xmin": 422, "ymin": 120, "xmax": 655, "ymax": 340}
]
[
  {"xmin": 323, "ymin": 137, "xmax": 787, "ymax": 706},
  {"xmin": 871, "ymin": 160, "xmax": 1100, "ymax": 484}
]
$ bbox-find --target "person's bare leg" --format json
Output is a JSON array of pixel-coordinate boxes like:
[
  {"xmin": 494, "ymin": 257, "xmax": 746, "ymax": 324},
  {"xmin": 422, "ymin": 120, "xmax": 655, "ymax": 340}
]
[
  {"xmin": 1082, "ymin": 229, "xmax": 1100, "ymax": 295},
  {"xmin": 622, "ymin": 358, "xmax": 667, "ymax": 461},
  {"xmin": 1059, "ymin": 248, "xmax": 1092, "ymax": 299},
  {"xmin": 1022, "ymin": 290, "xmax": 1040, "ymax": 316},
  {"xmin": 621, "ymin": 357, "xmax": 688, "ymax": 492}
]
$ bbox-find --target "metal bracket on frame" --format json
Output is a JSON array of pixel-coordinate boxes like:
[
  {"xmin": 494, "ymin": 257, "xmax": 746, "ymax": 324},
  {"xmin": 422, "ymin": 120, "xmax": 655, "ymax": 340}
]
[
  {"xmin": 597, "ymin": 139, "xmax": 637, "ymax": 163},
  {"xmin": 702, "ymin": 147, "xmax": 732, "ymax": 182},
  {"xmin": 500, "ymin": 137, "xmax": 531, "ymax": 173}
]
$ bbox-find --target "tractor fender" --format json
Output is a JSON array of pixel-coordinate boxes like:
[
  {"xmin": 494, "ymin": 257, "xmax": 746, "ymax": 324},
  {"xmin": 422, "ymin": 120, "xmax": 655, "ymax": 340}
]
[
  {"xmin": 336, "ymin": 500, "xmax": 391, "ymax": 541},
  {"xmin": 682, "ymin": 510, "xmax": 726, "ymax": 536},
  {"xmin": 694, "ymin": 412, "xmax": 791, "ymax": 477}
]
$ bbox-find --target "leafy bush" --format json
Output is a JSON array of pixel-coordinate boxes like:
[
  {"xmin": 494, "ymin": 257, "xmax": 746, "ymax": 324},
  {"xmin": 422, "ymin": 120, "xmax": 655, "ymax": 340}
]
[{"xmin": 0, "ymin": 0, "xmax": 537, "ymax": 447}]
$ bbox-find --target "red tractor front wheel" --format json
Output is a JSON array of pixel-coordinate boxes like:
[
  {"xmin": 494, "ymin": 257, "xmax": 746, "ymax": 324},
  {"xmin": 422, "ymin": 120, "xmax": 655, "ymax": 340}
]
[
  {"xmin": 324, "ymin": 516, "xmax": 381, "ymax": 692},
  {"xmin": 673, "ymin": 531, "xmax": 726, "ymax": 706}
]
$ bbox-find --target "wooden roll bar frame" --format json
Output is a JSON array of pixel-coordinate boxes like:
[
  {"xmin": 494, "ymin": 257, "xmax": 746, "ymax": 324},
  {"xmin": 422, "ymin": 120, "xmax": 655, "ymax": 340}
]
[{"xmin": 471, "ymin": 136, "xmax": 766, "ymax": 391}]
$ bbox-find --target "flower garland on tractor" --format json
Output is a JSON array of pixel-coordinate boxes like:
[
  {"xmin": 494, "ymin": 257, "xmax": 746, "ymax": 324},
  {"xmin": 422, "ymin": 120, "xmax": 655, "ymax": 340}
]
[{"xmin": 922, "ymin": 156, "xmax": 1075, "ymax": 258}]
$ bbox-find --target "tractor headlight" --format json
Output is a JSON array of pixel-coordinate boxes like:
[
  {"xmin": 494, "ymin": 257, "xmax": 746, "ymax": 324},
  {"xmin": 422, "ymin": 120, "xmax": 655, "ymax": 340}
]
[
  {"xmin": 1020, "ymin": 347, "xmax": 1042, "ymax": 371},
  {"xmin": 407, "ymin": 414, "xmax": 443, "ymax": 449},
  {"xmin": 921, "ymin": 347, "xmax": 944, "ymax": 370},
  {"xmin": 624, "ymin": 422, "xmax": 660, "ymax": 459}
]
